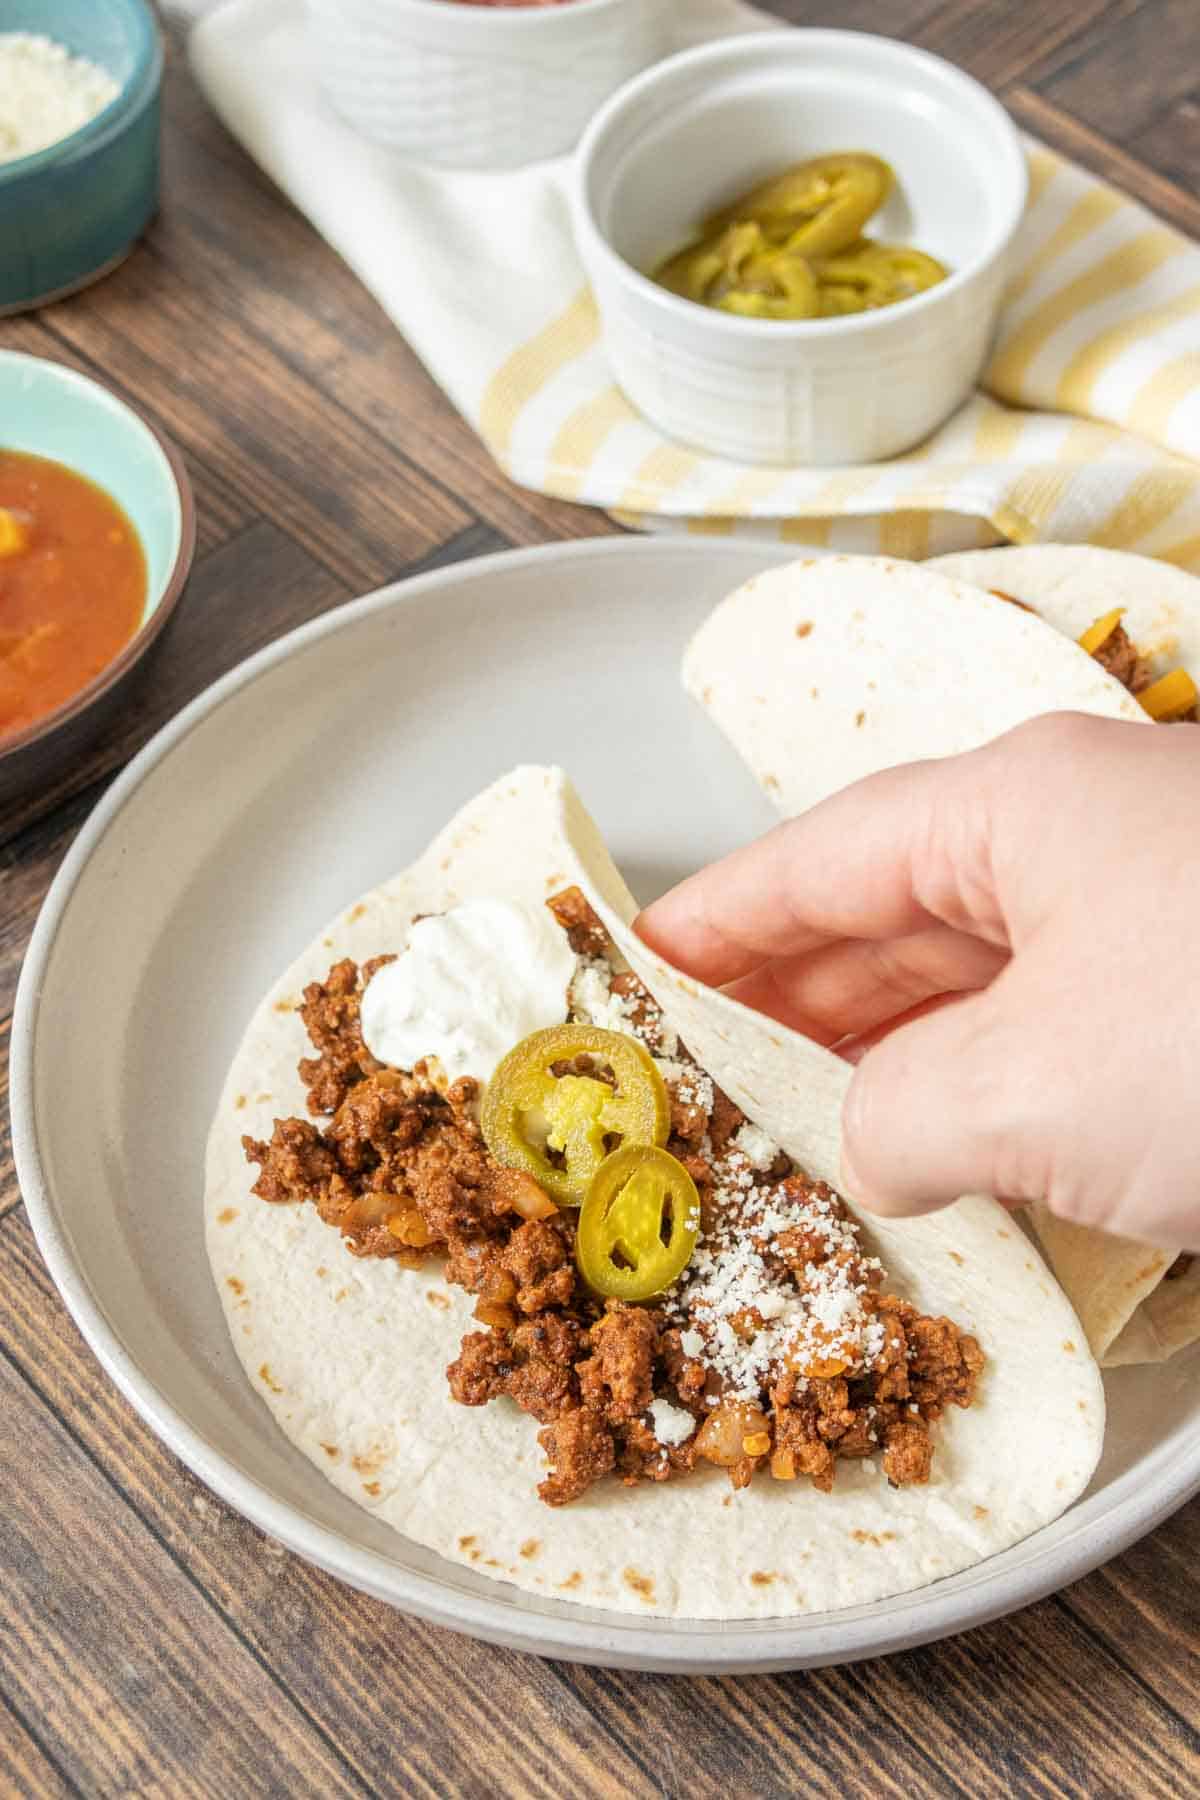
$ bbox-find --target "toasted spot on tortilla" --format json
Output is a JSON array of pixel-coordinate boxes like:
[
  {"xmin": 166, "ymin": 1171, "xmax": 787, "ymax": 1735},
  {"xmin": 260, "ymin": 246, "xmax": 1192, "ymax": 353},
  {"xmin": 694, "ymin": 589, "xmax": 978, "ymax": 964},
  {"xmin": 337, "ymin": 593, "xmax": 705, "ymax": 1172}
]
[
  {"xmin": 242, "ymin": 1325, "xmax": 252, "ymax": 1336},
  {"xmin": 750, "ymin": 1571, "xmax": 777, "ymax": 1587},
  {"xmin": 701, "ymin": 684, "xmax": 713, "ymax": 704},
  {"xmin": 362, "ymin": 1481, "xmax": 381, "ymax": 1497},
  {"xmin": 459, "ymin": 1534, "xmax": 476, "ymax": 1551},
  {"xmin": 1077, "ymin": 1400, "xmax": 1088, "ymax": 1412},
  {"xmin": 234, "ymin": 1095, "xmax": 247, "ymax": 1112},
  {"xmin": 762, "ymin": 773, "xmax": 780, "ymax": 792},
  {"xmin": 351, "ymin": 1445, "xmax": 388, "ymax": 1476},
  {"xmin": 559, "ymin": 1571, "xmax": 583, "ymax": 1591},
  {"xmin": 1133, "ymin": 1258, "xmax": 1167, "ymax": 1283},
  {"xmin": 218, "ymin": 1207, "xmax": 238, "ymax": 1226},
  {"xmin": 795, "ymin": 621, "xmax": 813, "ymax": 639},
  {"xmin": 425, "ymin": 1290, "xmax": 450, "ymax": 1311},
  {"xmin": 851, "ymin": 1529, "xmax": 896, "ymax": 1546},
  {"xmin": 810, "ymin": 686, "xmax": 819, "ymax": 699},
  {"xmin": 867, "ymin": 679, "xmax": 877, "ymax": 691},
  {"xmin": 320, "ymin": 1443, "xmax": 340, "ymax": 1461},
  {"xmin": 323, "ymin": 937, "xmax": 333, "ymax": 948},
  {"xmin": 255, "ymin": 1093, "xmax": 272, "ymax": 1104},
  {"xmin": 226, "ymin": 1276, "xmax": 245, "ymax": 1296},
  {"xmin": 1063, "ymin": 1339, "xmax": 1077, "ymax": 1354},
  {"xmin": 273, "ymin": 999, "xmax": 294, "ymax": 1013},
  {"xmin": 974, "ymin": 1505, "xmax": 989, "ymax": 1520},
  {"xmin": 484, "ymin": 1558, "xmax": 501, "ymax": 1568},
  {"xmin": 544, "ymin": 873, "xmax": 566, "ymax": 890},
  {"xmin": 348, "ymin": 903, "xmax": 367, "ymax": 922},
  {"xmin": 258, "ymin": 1364, "xmax": 283, "ymax": 1394},
  {"xmin": 520, "ymin": 1539, "xmax": 541, "ymax": 1560},
  {"xmin": 334, "ymin": 1288, "xmax": 350, "ymax": 1303},
  {"xmin": 623, "ymin": 1568, "xmax": 655, "ymax": 1602},
  {"xmin": 855, "ymin": 711, "xmax": 866, "ymax": 728},
  {"xmin": 722, "ymin": 1495, "xmax": 733, "ymax": 1508},
  {"xmin": 316, "ymin": 1266, "xmax": 328, "ymax": 1278},
  {"xmin": 947, "ymin": 1251, "xmax": 964, "ymax": 1266}
]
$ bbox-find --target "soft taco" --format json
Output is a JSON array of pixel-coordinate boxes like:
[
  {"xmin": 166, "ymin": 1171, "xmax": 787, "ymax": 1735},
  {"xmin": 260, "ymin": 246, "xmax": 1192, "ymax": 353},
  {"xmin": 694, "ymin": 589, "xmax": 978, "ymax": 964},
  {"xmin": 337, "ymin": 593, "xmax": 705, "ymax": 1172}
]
[
  {"xmin": 207, "ymin": 765, "xmax": 1102, "ymax": 1621},
  {"xmin": 681, "ymin": 556, "xmax": 1147, "ymax": 820},
  {"xmin": 682, "ymin": 550, "xmax": 1200, "ymax": 1369}
]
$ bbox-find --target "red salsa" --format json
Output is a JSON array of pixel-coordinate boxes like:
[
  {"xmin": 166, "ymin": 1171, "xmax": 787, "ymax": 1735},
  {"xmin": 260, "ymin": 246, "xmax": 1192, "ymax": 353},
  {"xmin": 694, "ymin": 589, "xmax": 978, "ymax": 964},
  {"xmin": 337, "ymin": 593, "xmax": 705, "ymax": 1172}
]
[{"xmin": 0, "ymin": 450, "xmax": 147, "ymax": 739}]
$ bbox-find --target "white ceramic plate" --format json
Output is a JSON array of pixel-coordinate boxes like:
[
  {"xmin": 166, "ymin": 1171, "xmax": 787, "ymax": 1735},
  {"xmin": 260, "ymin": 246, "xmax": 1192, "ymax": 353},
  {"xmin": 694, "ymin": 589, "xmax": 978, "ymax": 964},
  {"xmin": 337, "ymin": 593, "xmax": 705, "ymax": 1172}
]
[{"xmin": 13, "ymin": 537, "xmax": 1200, "ymax": 1673}]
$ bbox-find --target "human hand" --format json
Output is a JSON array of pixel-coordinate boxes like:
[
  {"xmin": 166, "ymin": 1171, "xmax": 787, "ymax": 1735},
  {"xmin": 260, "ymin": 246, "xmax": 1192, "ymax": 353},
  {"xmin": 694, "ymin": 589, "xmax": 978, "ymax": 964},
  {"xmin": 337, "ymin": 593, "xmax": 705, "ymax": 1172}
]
[{"xmin": 637, "ymin": 713, "xmax": 1200, "ymax": 1250}]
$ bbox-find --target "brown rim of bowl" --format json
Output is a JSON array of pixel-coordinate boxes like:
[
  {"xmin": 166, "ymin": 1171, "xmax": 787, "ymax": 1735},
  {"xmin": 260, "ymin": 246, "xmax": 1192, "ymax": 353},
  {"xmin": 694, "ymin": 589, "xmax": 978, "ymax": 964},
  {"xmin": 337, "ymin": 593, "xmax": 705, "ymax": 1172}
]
[{"xmin": 0, "ymin": 397, "xmax": 197, "ymax": 762}]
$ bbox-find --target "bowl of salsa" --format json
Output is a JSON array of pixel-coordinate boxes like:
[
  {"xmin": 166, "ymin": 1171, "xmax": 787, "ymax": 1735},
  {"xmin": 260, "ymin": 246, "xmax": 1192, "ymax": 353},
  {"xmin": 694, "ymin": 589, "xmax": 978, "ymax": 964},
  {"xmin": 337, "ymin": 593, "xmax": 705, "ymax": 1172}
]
[{"xmin": 0, "ymin": 350, "xmax": 194, "ymax": 807}]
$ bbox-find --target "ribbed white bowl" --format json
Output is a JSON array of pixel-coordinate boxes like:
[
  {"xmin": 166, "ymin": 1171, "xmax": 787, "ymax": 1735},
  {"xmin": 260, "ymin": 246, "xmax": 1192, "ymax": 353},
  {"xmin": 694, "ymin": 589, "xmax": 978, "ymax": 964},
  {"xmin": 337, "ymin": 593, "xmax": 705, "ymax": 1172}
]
[
  {"xmin": 573, "ymin": 29, "xmax": 1028, "ymax": 465},
  {"xmin": 306, "ymin": 0, "xmax": 669, "ymax": 168}
]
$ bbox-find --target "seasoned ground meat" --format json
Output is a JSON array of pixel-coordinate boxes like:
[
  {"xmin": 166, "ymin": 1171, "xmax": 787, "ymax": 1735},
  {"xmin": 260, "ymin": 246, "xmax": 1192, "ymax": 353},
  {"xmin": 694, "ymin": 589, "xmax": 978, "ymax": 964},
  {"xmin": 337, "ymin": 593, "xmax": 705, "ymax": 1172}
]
[
  {"xmin": 537, "ymin": 1407, "xmax": 616, "ymax": 1506},
  {"xmin": 1091, "ymin": 621, "xmax": 1151, "ymax": 694},
  {"xmin": 296, "ymin": 956, "xmax": 391, "ymax": 1115},
  {"xmin": 576, "ymin": 1304, "xmax": 659, "ymax": 1423},
  {"xmin": 546, "ymin": 885, "xmax": 609, "ymax": 956},
  {"xmin": 247, "ymin": 903, "xmax": 984, "ymax": 1507}
]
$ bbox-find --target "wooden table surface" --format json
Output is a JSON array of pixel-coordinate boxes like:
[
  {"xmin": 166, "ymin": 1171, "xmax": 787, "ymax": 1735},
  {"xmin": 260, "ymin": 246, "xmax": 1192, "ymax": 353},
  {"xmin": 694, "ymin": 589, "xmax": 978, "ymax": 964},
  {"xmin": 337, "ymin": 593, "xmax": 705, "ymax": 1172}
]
[{"xmin": 3, "ymin": 4, "xmax": 1199, "ymax": 1794}]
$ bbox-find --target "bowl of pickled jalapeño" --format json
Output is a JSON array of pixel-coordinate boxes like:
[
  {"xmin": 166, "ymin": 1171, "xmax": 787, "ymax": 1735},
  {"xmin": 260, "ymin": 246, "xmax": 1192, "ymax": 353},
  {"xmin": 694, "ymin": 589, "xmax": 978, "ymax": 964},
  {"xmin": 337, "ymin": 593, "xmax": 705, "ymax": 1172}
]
[{"xmin": 572, "ymin": 29, "xmax": 1027, "ymax": 465}]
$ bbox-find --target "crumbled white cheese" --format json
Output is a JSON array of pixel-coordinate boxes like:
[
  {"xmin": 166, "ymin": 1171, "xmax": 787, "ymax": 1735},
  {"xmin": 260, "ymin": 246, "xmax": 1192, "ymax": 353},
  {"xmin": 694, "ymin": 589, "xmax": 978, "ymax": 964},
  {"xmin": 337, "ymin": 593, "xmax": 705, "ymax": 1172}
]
[
  {"xmin": 733, "ymin": 1120, "xmax": 781, "ymax": 1172},
  {"xmin": 680, "ymin": 1328, "xmax": 705, "ymax": 1359},
  {"xmin": 569, "ymin": 958, "xmax": 638, "ymax": 1035},
  {"xmin": 0, "ymin": 34, "xmax": 118, "ymax": 164},
  {"xmin": 647, "ymin": 1397, "xmax": 696, "ymax": 1447}
]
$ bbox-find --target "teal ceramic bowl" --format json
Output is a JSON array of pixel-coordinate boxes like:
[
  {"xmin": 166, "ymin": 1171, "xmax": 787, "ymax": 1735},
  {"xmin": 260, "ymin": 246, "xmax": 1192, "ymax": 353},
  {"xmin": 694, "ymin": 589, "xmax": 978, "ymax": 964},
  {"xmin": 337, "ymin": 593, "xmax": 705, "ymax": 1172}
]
[
  {"xmin": 0, "ymin": 350, "xmax": 196, "ymax": 805},
  {"xmin": 0, "ymin": 0, "xmax": 162, "ymax": 314}
]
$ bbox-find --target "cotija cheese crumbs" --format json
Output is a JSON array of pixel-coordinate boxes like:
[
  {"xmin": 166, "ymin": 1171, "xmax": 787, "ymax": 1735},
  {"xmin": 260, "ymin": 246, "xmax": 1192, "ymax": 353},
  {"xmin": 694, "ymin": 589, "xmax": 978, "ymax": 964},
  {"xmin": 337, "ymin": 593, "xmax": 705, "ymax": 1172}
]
[{"xmin": 0, "ymin": 33, "xmax": 118, "ymax": 165}]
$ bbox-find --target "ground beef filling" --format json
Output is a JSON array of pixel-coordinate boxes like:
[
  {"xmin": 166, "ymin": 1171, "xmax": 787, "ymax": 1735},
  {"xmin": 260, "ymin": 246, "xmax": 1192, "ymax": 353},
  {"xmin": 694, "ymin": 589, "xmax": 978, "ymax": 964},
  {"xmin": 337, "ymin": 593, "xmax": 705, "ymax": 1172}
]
[{"xmin": 244, "ymin": 897, "xmax": 983, "ymax": 1506}]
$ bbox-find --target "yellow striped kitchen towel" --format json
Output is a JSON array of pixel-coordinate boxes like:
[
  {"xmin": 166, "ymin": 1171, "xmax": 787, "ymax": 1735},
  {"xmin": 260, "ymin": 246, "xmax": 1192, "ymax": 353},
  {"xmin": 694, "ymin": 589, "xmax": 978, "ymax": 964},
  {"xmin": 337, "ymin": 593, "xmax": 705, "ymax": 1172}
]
[{"xmin": 193, "ymin": 0, "xmax": 1200, "ymax": 566}]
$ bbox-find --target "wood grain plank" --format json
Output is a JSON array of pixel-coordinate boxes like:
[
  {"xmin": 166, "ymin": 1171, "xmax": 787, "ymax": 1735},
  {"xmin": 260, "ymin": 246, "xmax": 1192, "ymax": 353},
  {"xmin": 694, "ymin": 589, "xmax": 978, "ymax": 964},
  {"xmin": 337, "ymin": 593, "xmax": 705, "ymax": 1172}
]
[
  {"xmin": 1127, "ymin": 91, "xmax": 1200, "ymax": 196},
  {"xmin": 0, "ymin": 1691, "xmax": 75, "ymax": 1800},
  {"xmin": 40, "ymin": 250, "xmax": 468, "ymax": 594},
  {"xmin": 1006, "ymin": 88, "xmax": 1200, "ymax": 239},
  {"xmin": 0, "ymin": 518, "xmax": 349, "ymax": 845},
  {"xmin": 0, "ymin": 1341, "xmax": 368, "ymax": 1800},
  {"xmin": 1025, "ymin": 0, "xmax": 1198, "ymax": 148},
  {"xmin": 0, "ymin": 1208, "xmax": 662, "ymax": 1800},
  {"xmin": 157, "ymin": 49, "xmax": 622, "ymax": 554},
  {"xmin": 0, "ymin": 311, "xmax": 252, "ymax": 562}
]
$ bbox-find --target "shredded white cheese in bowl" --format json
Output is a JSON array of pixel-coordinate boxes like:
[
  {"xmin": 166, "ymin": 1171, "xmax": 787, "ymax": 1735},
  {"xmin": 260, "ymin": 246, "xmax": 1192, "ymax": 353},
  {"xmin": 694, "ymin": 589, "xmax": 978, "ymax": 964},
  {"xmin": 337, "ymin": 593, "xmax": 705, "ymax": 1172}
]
[{"xmin": 0, "ymin": 33, "xmax": 119, "ymax": 166}]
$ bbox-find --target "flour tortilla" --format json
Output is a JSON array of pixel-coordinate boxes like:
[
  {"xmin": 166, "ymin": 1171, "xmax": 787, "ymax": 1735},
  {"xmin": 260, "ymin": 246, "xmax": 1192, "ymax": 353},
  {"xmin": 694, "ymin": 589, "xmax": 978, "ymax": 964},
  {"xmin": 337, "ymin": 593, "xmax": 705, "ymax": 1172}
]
[
  {"xmin": 207, "ymin": 766, "xmax": 1103, "ymax": 1621},
  {"xmin": 681, "ymin": 555, "xmax": 1146, "ymax": 818},
  {"xmin": 930, "ymin": 545, "xmax": 1200, "ymax": 688},
  {"xmin": 929, "ymin": 546, "xmax": 1200, "ymax": 1368}
]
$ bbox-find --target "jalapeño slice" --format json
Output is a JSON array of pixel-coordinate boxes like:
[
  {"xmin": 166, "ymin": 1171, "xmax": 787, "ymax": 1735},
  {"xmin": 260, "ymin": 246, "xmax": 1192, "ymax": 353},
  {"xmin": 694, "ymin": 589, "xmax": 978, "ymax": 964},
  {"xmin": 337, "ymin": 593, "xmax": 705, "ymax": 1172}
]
[
  {"xmin": 705, "ymin": 153, "xmax": 893, "ymax": 259},
  {"xmin": 576, "ymin": 1145, "xmax": 701, "ymax": 1301},
  {"xmin": 481, "ymin": 1024, "xmax": 669, "ymax": 1208}
]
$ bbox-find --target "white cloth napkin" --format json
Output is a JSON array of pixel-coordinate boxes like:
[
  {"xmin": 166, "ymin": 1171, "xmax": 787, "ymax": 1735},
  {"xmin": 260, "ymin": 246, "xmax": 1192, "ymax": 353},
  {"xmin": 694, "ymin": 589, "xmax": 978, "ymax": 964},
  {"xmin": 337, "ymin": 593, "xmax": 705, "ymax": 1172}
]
[{"xmin": 191, "ymin": 1, "xmax": 1200, "ymax": 562}]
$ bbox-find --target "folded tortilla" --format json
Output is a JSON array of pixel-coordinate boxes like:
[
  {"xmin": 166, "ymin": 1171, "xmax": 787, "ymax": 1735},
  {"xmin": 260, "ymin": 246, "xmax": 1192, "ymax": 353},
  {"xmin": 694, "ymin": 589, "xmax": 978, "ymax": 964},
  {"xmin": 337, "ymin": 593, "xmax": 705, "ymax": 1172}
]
[
  {"xmin": 929, "ymin": 545, "xmax": 1200, "ymax": 1368},
  {"xmin": 681, "ymin": 555, "xmax": 1146, "ymax": 819},
  {"xmin": 207, "ymin": 766, "xmax": 1102, "ymax": 1621},
  {"xmin": 683, "ymin": 550, "xmax": 1197, "ymax": 1369}
]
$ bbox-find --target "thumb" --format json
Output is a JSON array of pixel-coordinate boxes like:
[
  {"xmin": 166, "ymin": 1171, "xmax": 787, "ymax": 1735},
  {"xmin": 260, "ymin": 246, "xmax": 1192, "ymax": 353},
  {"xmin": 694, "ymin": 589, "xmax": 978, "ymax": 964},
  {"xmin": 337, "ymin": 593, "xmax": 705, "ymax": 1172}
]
[{"xmin": 839, "ymin": 984, "xmax": 1043, "ymax": 1218}]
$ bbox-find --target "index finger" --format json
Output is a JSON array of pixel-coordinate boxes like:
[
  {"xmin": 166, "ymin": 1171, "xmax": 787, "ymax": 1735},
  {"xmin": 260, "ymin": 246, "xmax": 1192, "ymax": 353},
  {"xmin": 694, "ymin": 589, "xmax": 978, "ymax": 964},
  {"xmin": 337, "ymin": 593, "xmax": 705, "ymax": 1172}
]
[{"xmin": 634, "ymin": 756, "xmax": 969, "ymax": 986}]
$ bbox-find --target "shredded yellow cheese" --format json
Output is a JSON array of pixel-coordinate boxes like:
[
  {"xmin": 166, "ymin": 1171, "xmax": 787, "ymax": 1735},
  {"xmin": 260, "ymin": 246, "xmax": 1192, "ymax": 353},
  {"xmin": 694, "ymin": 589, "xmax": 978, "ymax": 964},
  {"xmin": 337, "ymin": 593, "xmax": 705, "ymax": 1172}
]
[
  {"xmin": 1078, "ymin": 608, "xmax": 1125, "ymax": 656},
  {"xmin": 1138, "ymin": 668, "xmax": 1199, "ymax": 721}
]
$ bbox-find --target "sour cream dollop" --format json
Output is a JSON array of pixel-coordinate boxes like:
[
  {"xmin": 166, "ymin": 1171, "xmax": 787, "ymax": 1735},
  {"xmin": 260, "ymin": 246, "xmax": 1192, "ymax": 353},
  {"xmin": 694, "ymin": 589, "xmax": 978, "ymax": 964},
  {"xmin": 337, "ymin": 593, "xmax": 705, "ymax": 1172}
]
[{"xmin": 359, "ymin": 898, "xmax": 577, "ymax": 1085}]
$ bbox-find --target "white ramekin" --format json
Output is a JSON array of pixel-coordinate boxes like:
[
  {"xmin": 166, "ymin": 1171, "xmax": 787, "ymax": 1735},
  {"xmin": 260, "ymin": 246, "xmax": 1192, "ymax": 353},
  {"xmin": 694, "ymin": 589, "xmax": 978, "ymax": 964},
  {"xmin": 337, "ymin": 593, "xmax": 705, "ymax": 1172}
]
[
  {"xmin": 572, "ymin": 29, "xmax": 1028, "ymax": 466},
  {"xmin": 306, "ymin": 0, "xmax": 670, "ymax": 169}
]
